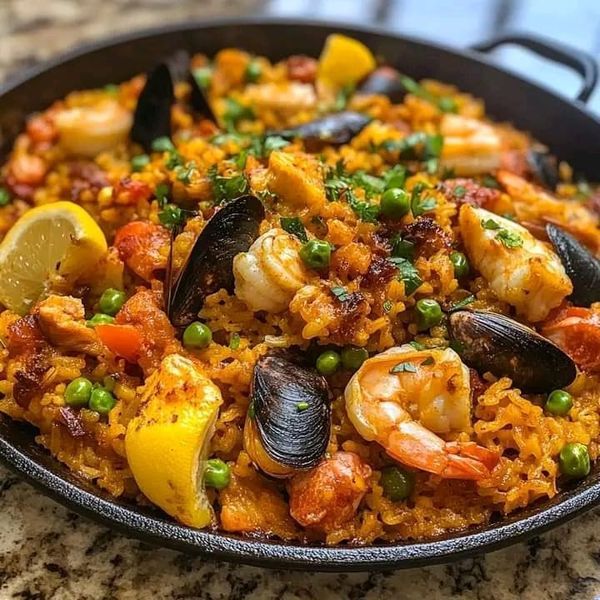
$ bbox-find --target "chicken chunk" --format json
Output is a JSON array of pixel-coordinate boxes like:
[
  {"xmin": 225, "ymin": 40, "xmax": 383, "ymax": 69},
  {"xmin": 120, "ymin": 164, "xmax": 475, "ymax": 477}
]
[{"xmin": 36, "ymin": 295, "xmax": 102, "ymax": 355}]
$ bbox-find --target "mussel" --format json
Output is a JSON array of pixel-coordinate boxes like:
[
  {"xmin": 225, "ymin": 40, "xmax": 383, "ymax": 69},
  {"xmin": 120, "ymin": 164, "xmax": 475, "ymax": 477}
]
[
  {"xmin": 244, "ymin": 354, "xmax": 331, "ymax": 478},
  {"xmin": 356, "ymin": 66, "xmax": 406, "ymax": 103},
  {"xmin": 168, "ymin": 194, "xmax": 265, "ymax": 328},
  {"xmin": 448, "ymin": 309, "xmax": 577, "ymax": 393},
  {"xmin": 527, "ymin": 148, "xmax": 559, "ymax": 190},
  {"xmin": 269, "ymin": 111, "xmax": 371, "ymax": 151},
  {"xmin": 547, "ymin": 223, "xmax": 600, "ymax": 307},
  {"xmin": 131, "ymin": 51, "xmax": 215, "ymax": 152}
]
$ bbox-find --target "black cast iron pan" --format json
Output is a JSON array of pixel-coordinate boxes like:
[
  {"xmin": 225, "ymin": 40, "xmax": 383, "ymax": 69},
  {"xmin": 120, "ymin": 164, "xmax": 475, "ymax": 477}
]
[{"xmin": 1, "ymin": 18, "xmax": 600, "ymax": 571}]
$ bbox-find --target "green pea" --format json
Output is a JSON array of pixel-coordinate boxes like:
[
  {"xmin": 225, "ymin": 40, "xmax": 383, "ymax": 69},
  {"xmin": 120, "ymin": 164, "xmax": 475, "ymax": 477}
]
[
  {"xmin": 438, "ymin": 97, "xmax": 458, "ymax": 113},
  {"xmin": 64, "ymin": 377, "xmax": 93, "ymax": 407},
  {"xmin": 381, "ymin": 466, "xmax": 415, "ymax": 501},
  {"xmin": 380, "ymin": 188, "xmax": 410, "ymax": 219},
  {"xmin": 183, "ymin": 322, "xmax": 212, "ymax": 349},
  {"xmin": 204, "ymin": 458, "xmax": 231, "ymax": 490},
  {"xmin": 415, "ymin": 298, "xmax": 443, "ymax": 331},
  {"xmin": 299, "ymin": 239, "xmax": 331, "ymax": 270},
  {"xmin": 559, "ymin": 442, "xmax": 590, "ymax": 478},
  {"xmin": 86, "ymin": 313, "xmax": 115, "ymax": 327},
  {"xmin": 316, "ymin": 350, "xmax": 341, "ymax": 376},
  {"xmin": 545, "ymin": 390, "xmax": 573, "ymax": 416},
  {"xmin": 449, "ymin": 251, "xmax": 470, "ymax": 278},
  {"xmin": 131, "ymin": 154, "xmax": 150, "ymax": 172},
  {"xmin": 341, "ymin": 346, "xmax": 369, "ymax": 371},
  {"xmin": 98, "ymin": 288, "xmax": 126, "ymax": 316},
  {"xmin": 88, "ymin": 387, "xmax": 116, "ymax": 415},
  {"xmin": 245, "ymin": 60, "xmax": 262, "ymax": 83},
  {"xmin": 151, "ymin": 136, "xmax": 175, "ymax": 152},
  {"xmin": 0, "ymin": 187, "xmax": 11, "ymax": 207}
]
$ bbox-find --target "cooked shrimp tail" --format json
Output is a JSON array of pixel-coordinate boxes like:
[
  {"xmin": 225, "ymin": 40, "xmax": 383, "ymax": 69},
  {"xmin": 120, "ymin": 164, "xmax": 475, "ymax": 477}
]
[{"xmin": 387, "ymin": 422, "xmax": 496, "ymax": 480}]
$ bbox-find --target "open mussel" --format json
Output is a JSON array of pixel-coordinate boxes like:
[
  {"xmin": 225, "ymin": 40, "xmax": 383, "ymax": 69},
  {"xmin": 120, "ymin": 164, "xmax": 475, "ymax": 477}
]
[
  {"xmin": 547, "ymin": 223, "xmax": 600, "ymax": 307},
  {"xmin": 527, "ymin": 148, "xmax": 559, "ymax": 190},
  {"xmin": 356, "ymin": 66, "xmax": 406, "ymax": 103},
  {"xmin": 244, "ymin": 354, "xmax": 331, "ymax": 478},
  {"xmin": 448, "ymin": 309, "xmax": 577, "ymax": 393},
  {"xmin": 270, "ymin": 111, "xmax": 371, "ymax": 151},
  {"xmin": 131, "ymin": 51, "xmax": 216, "ymax": 151},
  {"xmin": 168, "ymin": 194, "xmax": 265, "ymax": 328}
]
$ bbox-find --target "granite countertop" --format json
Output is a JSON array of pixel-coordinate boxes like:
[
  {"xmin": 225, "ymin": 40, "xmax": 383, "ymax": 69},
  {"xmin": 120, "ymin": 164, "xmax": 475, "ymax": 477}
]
[{"xmin": 2, "ymin": 1, "xmax": 600, "ymax": 598}]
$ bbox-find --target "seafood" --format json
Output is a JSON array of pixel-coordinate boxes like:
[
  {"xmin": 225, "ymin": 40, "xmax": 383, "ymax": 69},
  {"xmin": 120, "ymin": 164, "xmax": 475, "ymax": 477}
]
[
  {"xmin": 244, "ymin": 354, "xmax": 331, "ymax": 478},
  {"xmin": 287, "ymin": 451, "xmax": 372, "ymax": 530},
  {"xmin": 356, "ymin": 66, "xmax": 406, "ymax": 103},
  {"xmin": 168, "ymin": 194, "xmax": 265, "ymax": 328},
  {"xmin": 449, "ymin": 309, "xmax": 577, "ymax": 392},
  {"xmin": 439, "ymin": 114, "xmax": 502, "ymax": 176},
  {"xmin": 344, "ymin": 345, "xmax": 498, "ymax": 480},
  {"xmin": 233, "ymin": 228, "xmax": 310, "ymax": 313},
  {"xmin": 459, "ymin": 204, "xmax": 572, "ymax": 322},
  {"xmin": 543, "ymin": 306, "xmax": 600, "ymax": 373},
  {"xmin": 546, "ymin": 223, "xmax": 600, "ymax": 307}
]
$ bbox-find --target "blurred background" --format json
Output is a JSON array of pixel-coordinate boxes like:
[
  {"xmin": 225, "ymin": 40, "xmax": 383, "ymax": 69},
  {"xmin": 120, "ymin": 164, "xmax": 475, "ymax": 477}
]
[{"xmin": 1, "ymin": 0, "xmax": 600, "ymax": 113}]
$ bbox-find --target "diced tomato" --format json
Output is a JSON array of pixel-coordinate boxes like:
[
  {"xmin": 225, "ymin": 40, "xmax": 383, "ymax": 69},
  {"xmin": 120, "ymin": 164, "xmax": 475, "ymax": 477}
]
[{"xmin": 96, "ymin": 324, "xmax": 142, "ymax": 363}]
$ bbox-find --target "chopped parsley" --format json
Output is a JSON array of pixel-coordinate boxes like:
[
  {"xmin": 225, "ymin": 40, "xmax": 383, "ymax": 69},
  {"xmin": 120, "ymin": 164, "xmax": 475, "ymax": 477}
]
[
  {"xmin": 481, "ymin": 218, "xmax": 523, "ymax": 248},
  {"xmin": 247, "ymin": 401, "xmax": 255, "ymax": 419},
  {"xmin": 151, "ymin": 136, "xmax": 175, "ymax": 152},
  {"xmin": 296, "ymin": 401, "xmax": 310, "ymax": 412},
  {"xmin": 389, "ymin": 257, "xmax": 423, "ymax": 296},
  {"xmin": 379, "ymin": 132, "xmax": 444, "ymax": 161},
  {"xmin": 193, "ymin": 66, "xmax": 213, "ymax": 90},
  {"xmin": 409, "ymin": 340, "xmax": 426, "ymax": 350},
  {"xmin": 383, "ymin": 299, "xmax": 393, "ymax": 313},
  {"xmin": 158, "ymin": 204, "xmax": 184, "ymax": 228},
  {"xmin": 222, "ymin": 98, "xmax": 255, "ymax": 131},
  {"xmin": 391, "ymin": 235, "xmax": 415, "ymax": 260},
  {"xmin": 0, "ymin": 187, "xmax": 12, "ymax": 207},
  {"xmin": 208, "ymin": 166, "xmax": 248, "ymax": 203},
  {"xmin": 154, "ymin": 183, "xmax": 170, "ymax": 208},
  {"xmin": 411, "ymin": 183, "xmax": 437, "ymax": 217},
  {"xmin": 331, "ymin": 286, "xmax": 351, "ymax": 302},
  {"xmin": 334, "ymin": 84, "xmax": 355, "ymax": 111},
  {"xmin": 453, "ymin": 185, "xmax": 467, "ymax": 198},
  {"xmin": 229, "ymin": 333, "xmax": 241, "ymax": 350},
  {"xmin": 481, "ymin": 174, "xmax": 500, "ymax": 189},
  {"xmin": 175, "ymin": 161, "xmax": 197, "ymax": 184},
  {"xmin": 280, "ymin": 216, "xmax": 308, "ymax": 242},
  {"xmin": 390, "ymin": 362, "xmax": 418, "ymax": 374},
  {"xmin": 400, "ymin": 75, "xmax": 457, "ymax": 113},
  {"xmin": 449, "ymin": 294, "xmax": 476, "ymax": 311},
  {"xmin": 383, "ymin": 164, "xmax": 407, "ymax": 189}
]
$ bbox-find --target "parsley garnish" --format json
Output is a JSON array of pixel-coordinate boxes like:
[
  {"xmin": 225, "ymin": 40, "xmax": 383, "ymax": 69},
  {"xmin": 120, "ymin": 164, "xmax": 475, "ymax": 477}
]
[
  {"xmin": 280, "ymin": 217, "xmax": 308, "ymax": 242},
  {"xmin": 450, "ymin": 294, "xmax": 476, "ymax": 311},
  {"xmin": 379, "ymin": 132, "xmax": 444, "ymax": 161},
  {"xmin": 390, "ymin": 362, "xmax": 418, "ymax": 374},
  {"xmin": 229, "ymin": 332, "xmax": 241, "ymax": 350},
  {"xmin": 383, "ymin": 299, "xmax": 393, "ymax": 313},
  {"xmin": 296, "ymin": 401, "xmax": 310, "ymax": 412},
  {"xmin": 411, "ymin": 183, "xmax": 437, "ymax": 217},
  {"xmin": 482, "ymin": 174, "xmax": 500, "ymax": 189},
  {"xmin": 481, "ymin": 218, "xmax": 501, "ymax": 230},
  {"xmin": 453, "ymin": 185, "xmax": 466, "ymax": 198},
  {"xmin": 496, "ymin": 229, "xmax": 523, "ymax": 248},
  {"xmin": 391, "ymin": 235, "xmax": 415, "ymax": 260},
  {"xmin": 175, "ymin": 161, "xmax": 197, "ymax": 184},
  {"xmin": 409, "ymin": 340, "xmax": 426, "ymax": 350},
  {"xmin": 400, "ymin": 75, "xmax": 457, "ymax": 113},
  {"xmin": 154, "ymin": 183, "xmax": 170, "ymax": 208},
  {"xmin": 151, "ymin": 137, "xmax": 175, "ymax": 152},
  {"xmin": 158, "ymin": 204, "xmax": 184, "ymax": 228},
  {"xmin": 334, "ymin": 84, "xmax": 355, "ymax": 111},
  {"xmin": 208, "ymin": 166, "xmax": 248, "ymax": 203},
  {"xmin": 193, "ymin": 66, "xmax": 213, "ymax": 90},
  {"xmin": 389, "ymin": 257, "xmax": 423, "ymax": 296},
  {"xmin": 247, "ymin": 401, "xmax": 255, "ymax": 419},
  {"xmin": 223, "ymin": 98, "xmax": 255, "ymax": 131},
  {"xmin": 331, "ymin": 286, "xmax": 351, "ymax": 302}
]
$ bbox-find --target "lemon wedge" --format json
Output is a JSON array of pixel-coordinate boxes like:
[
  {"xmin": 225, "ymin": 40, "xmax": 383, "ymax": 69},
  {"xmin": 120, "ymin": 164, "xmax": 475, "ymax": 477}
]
[
  {"xmin": 0, "ymin": 201, "xmax": 107, "ymax": 315},
  {"xmin": 125, "ymin": 354, "xmax": 223, "ymax": 528},
  {"xmin": 318, "ymin": 33, "xmax": 377, "ymax": 87}
]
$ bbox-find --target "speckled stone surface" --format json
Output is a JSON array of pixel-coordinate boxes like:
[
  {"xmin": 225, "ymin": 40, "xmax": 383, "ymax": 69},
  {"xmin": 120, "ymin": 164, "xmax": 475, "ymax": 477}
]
[{"xmin": 2, "ymin": 1, "xmax": 600, "ymax": 598}]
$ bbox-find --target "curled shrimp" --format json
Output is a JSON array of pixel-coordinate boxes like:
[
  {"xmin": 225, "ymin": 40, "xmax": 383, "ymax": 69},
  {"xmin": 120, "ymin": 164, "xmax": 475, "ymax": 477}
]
[
  {"xmin": 55, "ymin": 99, "xmax": 133, "ymax": 157},
  {"xmin": 439, "ymin": 114, "xmax": 502, "ymax": 176},
  {"xmin": 542, "ymin": 306, "xmax": 600, "ymax": 373},
  {"xmin": 344, "ymin": 345, "xmax": 498, "ymax": 480},
  {"xmin": 459, "ymin": 204, "xmax": 572, "ymax": 322},
  {"xmin": 233, "ymin": 228, "xmax": 310, "ymax": 313}
]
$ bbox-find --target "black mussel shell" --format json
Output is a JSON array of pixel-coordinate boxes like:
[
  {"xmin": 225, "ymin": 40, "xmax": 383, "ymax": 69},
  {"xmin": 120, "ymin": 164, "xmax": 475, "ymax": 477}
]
[
  {"xmin": 131, "ymin": 53, "xmax": 216, "ymax": 151},
  {"xmin": 527, "ymin": 148, "xmax": 559, "ymax": 190},
  {"xmin": 168, "ymin": 194, "xmax": 265, "ymax": 328},
  {"xmin": 131, "ymin": 62, "xmax": 174, "ymax": 152},
  {"xmin": 547, "ymin": 223, "xmax": 600, "ymax": 307},
  {"xmin": 251, "ymin": 354, "xmax": 331, "ymax": 471},
  {"xmin": 356, "ymin": 66, "xmax": 406, "ymax": 103},
  {"xmin": 448, "ymin": 309, "xmax": 577, "ymax": 393},
  {"xmin": 270, "ymin": 111, "xmax": 371, "ymax": 151}
]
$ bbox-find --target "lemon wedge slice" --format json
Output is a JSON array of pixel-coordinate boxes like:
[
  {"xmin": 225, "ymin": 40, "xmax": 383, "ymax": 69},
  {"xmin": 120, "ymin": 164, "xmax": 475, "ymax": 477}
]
[
  {"xmin": 125, "ymin": 354, "xmax": 223, "ymax": 528},
  {"xmin": 0, "ymin": 201, "xmax": 107, "ymax": 314},
  {"xmin": 318, "ymin": 33, "xmax": 377, "ymax": 87}
]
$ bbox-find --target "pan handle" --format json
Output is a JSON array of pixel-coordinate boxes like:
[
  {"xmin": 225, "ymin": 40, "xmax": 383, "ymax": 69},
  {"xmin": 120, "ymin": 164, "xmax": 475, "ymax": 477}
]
[{"xmin": 470, "ymin": 33, "xmax": 598, "ymax": 103}]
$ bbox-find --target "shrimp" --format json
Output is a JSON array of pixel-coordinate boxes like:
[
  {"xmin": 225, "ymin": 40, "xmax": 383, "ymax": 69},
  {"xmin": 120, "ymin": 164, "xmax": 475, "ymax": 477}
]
[
  {"xmin": 344, "ymin": 346, "xmax": 498, "ymax": 480},
  {"xmin": 233, "ymin": 228, "xmax": 310, "ymax": 313},
  {"xmin": 55, "ymin": 99, "xmax": 132, "ymax": 157},
  {"xmin": 542, "ymin": 306, "xmax": 600, "ymax": 373},
  {"xmin": 459, "ymin": 204, "xmax": 572, "ymax": 322},
  {"xmin": 497, "ymin": 170, "xmax": 600, "ymax": 254},
  {"xmin": 287, "ymin": 451, "xmax": 371, "ymax": 531},
  {"xmin": 439, "ymin": 114, "xmax": 502, "ymax": 176}
]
